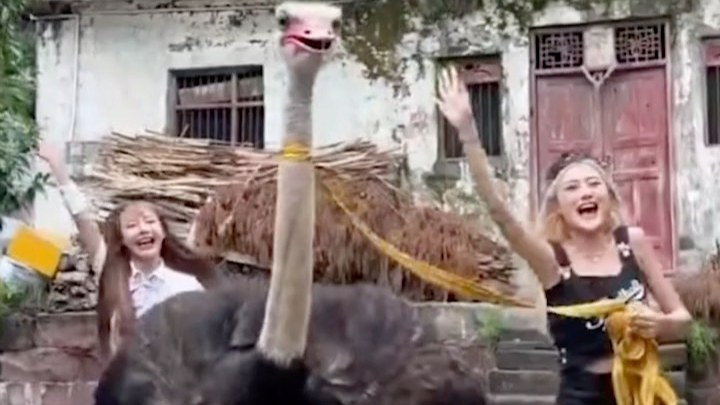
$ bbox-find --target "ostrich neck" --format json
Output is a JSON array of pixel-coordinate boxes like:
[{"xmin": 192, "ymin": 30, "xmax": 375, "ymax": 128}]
[
  {"xmin": 256, "ymin": 67, "xmax": 319, "ymax": 364},
  {"xmin": 284, "ymin": 72, "xmax": 316, "ymax": 144}
]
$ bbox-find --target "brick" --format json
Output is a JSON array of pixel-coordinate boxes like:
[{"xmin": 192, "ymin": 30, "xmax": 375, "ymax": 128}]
[
  {"xmin": 34, "ymin": 312, "xmax": 97, "ymax": 350},
  {"xmin": 0, "ymin": 347, "xmax": 102, "ymax": 382},
  {"xmin": 0, "ymin": 382, "xmax": 96, "ymax": 405},
  {"xmin": 68, "ymin": 382, "xmax": 97, "ymax": 405},
  {"xmin": 0, "ymin": 315, "xmax": 37, "ymax": 351},
  {"xmin": 39, "ymin": 383, "xmax": 70, "ymax": 405},
  {"xmin": 0, "ymin": 382, "xmax": 39, "ymax": 405}
]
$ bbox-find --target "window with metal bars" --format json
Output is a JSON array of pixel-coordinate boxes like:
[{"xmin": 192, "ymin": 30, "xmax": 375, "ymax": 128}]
[
  {"xmin": 169, "ymin": 66, "xmax": 264, "ymax": 147},
  {"xmin": 438, "ymin": 58, "xmax": 503, "ymax": 159},
  {"xmin": 705, "ymin": 39, "xmax": 720, "ymax": 146}
]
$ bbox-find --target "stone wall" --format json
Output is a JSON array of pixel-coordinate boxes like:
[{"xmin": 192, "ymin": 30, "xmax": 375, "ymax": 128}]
[
  {"xmin": 686, "ymin": 346, "xmax": 720, "ymax": 405},
  {"xmin": 0, "ymin": 313, "xmax": 100, "ymax": 405}
]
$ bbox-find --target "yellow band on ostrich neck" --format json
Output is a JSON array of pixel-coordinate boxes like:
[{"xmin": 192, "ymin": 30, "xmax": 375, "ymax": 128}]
[{"xmin": 280, "ymin": 142, "xmax": 311, "ymax": 161}]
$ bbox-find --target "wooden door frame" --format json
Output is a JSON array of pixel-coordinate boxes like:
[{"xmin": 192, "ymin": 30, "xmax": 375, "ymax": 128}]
[{"xmin": 528, "ymin": 18, "xmax": 678, "ymax": 272}]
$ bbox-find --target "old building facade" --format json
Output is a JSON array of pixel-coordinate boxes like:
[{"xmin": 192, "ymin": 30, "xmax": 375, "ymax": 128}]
[{"xmin": 31, "ymin": 0, "xmax": 720, "ymax": 293}]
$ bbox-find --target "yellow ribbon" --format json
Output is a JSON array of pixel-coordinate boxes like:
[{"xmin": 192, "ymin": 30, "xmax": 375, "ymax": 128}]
[
  {"xmin": 280, "ymin": 142, "xmax": 311, "ymax": 162},
  {"xmin": 322, "ymin": 181, "xmax": 532, "ymax": 308}
]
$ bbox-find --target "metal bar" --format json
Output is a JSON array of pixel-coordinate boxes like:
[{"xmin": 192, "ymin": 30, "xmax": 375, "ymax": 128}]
[
  {"xmin": 715, "ymin": 67, "xmax": 720, "ymax": 144},
  {"xmin": 231, "ymin": 73, "xmax": 239, "ymax": 145},
  {"xmin": 169, "ymin": 75, "xmax": 178, "ymax": 136},
  {"xmin": 175, "ymin": 101, "xmax": 264, "ymax": 110},
  {"xmin": 481, "ymin": 84, "xmax": 490, "ymax": 153},
  {"xmin": 202, "ymin": 75, "xmax": 209, "ymax": 140}
]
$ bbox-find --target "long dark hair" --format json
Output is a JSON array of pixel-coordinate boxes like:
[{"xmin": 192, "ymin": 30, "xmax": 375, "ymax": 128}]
[{"xmin": 96, "ymin": 201, "xmax": 220, "ymax": 359}]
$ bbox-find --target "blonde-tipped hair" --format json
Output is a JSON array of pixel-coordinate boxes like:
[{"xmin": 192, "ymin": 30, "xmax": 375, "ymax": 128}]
[{"xmin": 536, "ymin": 157, "xmax": 627, "ymax": 243}]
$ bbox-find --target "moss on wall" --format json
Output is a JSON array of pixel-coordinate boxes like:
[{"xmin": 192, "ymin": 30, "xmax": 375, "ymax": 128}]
[
  {"xmin": 341, "ymin": 1, "xmax": 415, "ymax": 83},
  {"xmin": 340, "ymin": 0, "xmax": 693, "ymax": 85}
]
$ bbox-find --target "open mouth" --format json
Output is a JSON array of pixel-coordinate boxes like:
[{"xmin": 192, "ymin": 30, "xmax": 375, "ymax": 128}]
[
  {"xmin": 136, "ymin": 236, "xmax": 156, "ymax": 250},
  {"xmin": 576, "ymin": 202, "xmax": 599, "ymax": 218},
  {"xmin": 286, "ymin": 35, "xmax": 333, "ymax": 52}
]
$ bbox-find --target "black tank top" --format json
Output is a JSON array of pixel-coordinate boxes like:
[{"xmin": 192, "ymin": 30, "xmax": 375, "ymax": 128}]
[{"xmin": 545, "ymin": 226, "xmax": 646, "ymax": 370}]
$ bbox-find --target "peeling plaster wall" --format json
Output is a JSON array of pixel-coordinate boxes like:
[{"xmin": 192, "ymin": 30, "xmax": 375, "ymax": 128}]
[
  {"xmin": 31, "ymin": 2, "xmax": 720, "ymax": 305},
  {"xmin": 33, "ymin": 10, "xmax": 409, "ymax": 236},
  {"xmin": 677, "ymin": 1, "xmax": 720, "ymax": 257}
]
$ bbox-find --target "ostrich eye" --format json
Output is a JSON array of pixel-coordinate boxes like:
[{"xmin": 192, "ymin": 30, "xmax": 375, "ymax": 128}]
[
  {"xmin": 331, "ymin": 19, "xmax": 340, "ymax": 31},
  {"xmin": 278, "ymin": 15, "xmax": 289, "ymax": 27}
]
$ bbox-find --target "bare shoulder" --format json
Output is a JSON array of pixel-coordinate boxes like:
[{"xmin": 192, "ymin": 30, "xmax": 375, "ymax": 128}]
[
  {"xmin": 625, "ymin": 226, "xmax": 660, "ymax": 274},
  {"xmin": 626, "ymin": 226, "xmax": 652, "ymax": 254},
  {"xmin": 626, "ymin": 226, "xmax": 647, "ymax": 243}
]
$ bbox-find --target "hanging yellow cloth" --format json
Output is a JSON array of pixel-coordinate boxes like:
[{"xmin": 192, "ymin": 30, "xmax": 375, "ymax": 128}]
[
  {"xmin": 606, "ymin": 310, "xmax": 678, "ymax": 405},
  {"xmin": 548, "ymin": 302, "xmax": 677, "ymax": 405}
]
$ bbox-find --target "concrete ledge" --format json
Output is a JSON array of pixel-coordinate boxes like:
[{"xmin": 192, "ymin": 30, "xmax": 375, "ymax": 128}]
[
  {"xmin": 0, "ymin": 382, "xmax": 96, "ymax": 405},
  {"xmin": 413, "ymin": 302, "xmax": 548, "ymax": 341}
]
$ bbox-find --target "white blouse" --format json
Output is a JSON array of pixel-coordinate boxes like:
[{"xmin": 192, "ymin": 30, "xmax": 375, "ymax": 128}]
[
  {"xmin": 92, "ymin": 240, "xmax": 204, "ymax": 354},
  {"xmin": 128, "ymin": 259, "xmax": 204, "ymax": 317}
]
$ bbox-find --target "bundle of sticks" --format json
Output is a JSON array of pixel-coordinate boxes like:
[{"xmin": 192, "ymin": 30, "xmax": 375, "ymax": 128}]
[
  {"xmin": 81, "ymin": 131, "xmax": 396, "ymax": 235},
  {"xmin": 80, "ymin": 131, "xmax": 517, "ymax": 301}
]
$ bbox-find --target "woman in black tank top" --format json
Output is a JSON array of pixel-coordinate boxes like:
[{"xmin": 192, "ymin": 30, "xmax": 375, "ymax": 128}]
[{"xmin": 436, "ymin": 66, "xmax": 691, "ymax": 405}]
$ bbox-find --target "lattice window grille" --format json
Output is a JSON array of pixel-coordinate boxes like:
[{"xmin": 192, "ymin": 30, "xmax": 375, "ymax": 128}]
[
  {"xmin": 614, "ymin": 23, "xmax": 666, "ymax": 64},
  {"xmin": 534, "ymin": 31, "xmax": 584, "ymax": 70}
]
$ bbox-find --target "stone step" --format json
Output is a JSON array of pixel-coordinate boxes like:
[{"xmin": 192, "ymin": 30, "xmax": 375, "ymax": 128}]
[
  {"xmin": 495, "ymin": 348, "xmax": 559, "ymax": 371},
  {"xmin": 490, "ymin": 394, "xmax": 687, "ymax": 405},
  {"xmin": 494, "ymin": 342, "xmax": 687, "ymax": 372},
  {"xmin": 498, "ymin": 329, "xmax": 551, "ymax": 344},
  {"xmin": 488, "ymin": 369, "xmax": 686, "ymax": 396},
  {"xmin": 489, "ymin": 370, "xmax": 558, "ymax": 396},
  {"xmin": 685, "ymin": 386, "xmax": 720, "ymax": 405},
  {"xmin": 496, "ymin": 340, "xmax": 555, "ymax": 352},
  {"xmin": 489, "ymin": 394, "xmax": 555, "ymax": 405}
]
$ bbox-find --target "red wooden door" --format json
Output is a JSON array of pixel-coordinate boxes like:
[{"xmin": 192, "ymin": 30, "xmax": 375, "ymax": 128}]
[
  {"xmin": 535, "ymin": 75, "xmax": 600, "ymax": 194},
  {"xmin": 532, "ymin": 22, "xmax": 674, "ymax": 271},
  {"xmin": 601, "ymin": 68, "xmax": 672, "ymax": 270}
]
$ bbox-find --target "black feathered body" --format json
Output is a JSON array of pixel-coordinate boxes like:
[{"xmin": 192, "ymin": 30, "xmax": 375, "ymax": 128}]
[{"xmin": 95, "ymin": 278, "xmax": 486, "ymax": 405}]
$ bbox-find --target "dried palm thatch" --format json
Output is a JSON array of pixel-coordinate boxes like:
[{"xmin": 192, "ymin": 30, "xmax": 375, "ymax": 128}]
[
  {"xmin": 675, "ymin": 241, "xmax": 720, "ymax": 326},
  {"xmin": 79, "ymin": 131, "xmax": 517, "ymax": 302}
]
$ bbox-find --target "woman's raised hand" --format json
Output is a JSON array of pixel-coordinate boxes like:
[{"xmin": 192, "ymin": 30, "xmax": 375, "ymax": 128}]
[{"xmin": 436, "ymin": 66, "xmax": 478, "ymax": 144}]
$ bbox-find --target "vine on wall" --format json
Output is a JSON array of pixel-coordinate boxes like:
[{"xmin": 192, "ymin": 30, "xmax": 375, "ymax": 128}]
[
  {"xmin": 0, "ymin": 0, "xmax": 49, "ymax": 217},
  {"xmin": 340, "ymin": 0, "xmax": 693, "ymax": 85}
]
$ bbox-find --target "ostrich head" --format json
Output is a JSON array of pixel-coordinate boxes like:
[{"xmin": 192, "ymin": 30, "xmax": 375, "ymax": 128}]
[{"xmin": 276, "ymin": 1, "xmax": 341, "ymax": 76}]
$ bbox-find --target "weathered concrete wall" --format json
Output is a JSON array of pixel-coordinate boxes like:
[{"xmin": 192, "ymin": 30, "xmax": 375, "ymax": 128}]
[{"xmin": 30, "ymin": 1, "xmax": 720, "ymax": 304}]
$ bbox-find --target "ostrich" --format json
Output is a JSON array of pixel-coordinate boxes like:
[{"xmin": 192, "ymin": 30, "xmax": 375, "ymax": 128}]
[
  {"xmin": 95, "ymin": 3, "xmax": 340, "ymax": 405},
  {"xmin": 93, "ymin": 3, "xmax": 488, "ymax": 405}
]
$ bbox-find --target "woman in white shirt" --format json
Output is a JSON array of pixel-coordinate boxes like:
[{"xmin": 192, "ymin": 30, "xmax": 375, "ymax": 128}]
[{"xmin": 37, "ymin": 142, "xmax": 220, "ymax": 361}]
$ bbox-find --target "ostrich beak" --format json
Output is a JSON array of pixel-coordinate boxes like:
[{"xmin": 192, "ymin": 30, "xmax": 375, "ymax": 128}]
[{"xmin": 281, "ymin": 31, "xmax": 336, "ymax": 54}]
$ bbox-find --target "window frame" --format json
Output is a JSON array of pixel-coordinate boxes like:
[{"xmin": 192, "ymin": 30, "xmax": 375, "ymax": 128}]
[
  {"xmin": 166, "ymin": 65, "xmax": 265, "ymax": 147},
  {"xmin": 704, "ymin": 38, "xmax": 720, "ymax": 147},
  {"xmin": 436, "ymin": 55, "xmax": 504, "ymax": 163}
]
